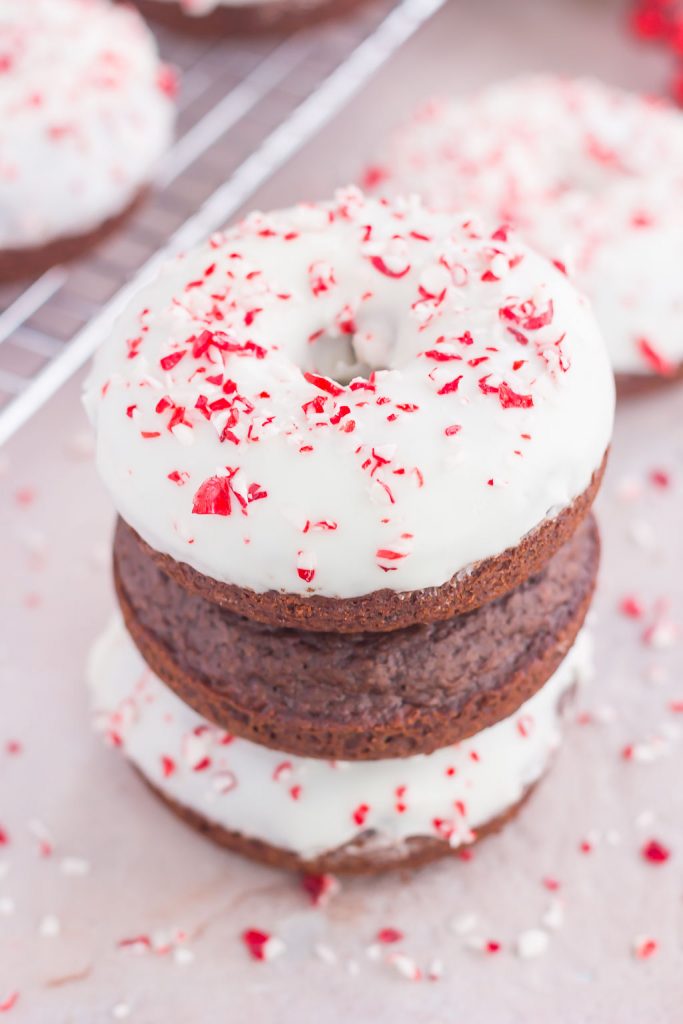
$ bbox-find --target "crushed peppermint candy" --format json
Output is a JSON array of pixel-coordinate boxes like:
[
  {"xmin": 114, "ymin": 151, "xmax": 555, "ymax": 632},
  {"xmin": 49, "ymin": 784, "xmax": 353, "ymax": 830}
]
[
  {"xmin": 515, "ymin": 928, "xmax": 549, "ymax": 959},
  {"xmin": 632, "ymin": 935, "xmax": 659, "ymax": 960},
  {"xmin": 386, "ymin": 952, "xmax": 422, "ymax": 981},
  {"xmin": 301, "ymin": 873, "xmax": 340, "ymax": 907},
  {"xmin": 241, "ymin": 929, "xmax": 286, "ymax": 962},
  {"xmin": 641, "ymin": 838, "xmax": 671, "ymax": 864},
  {"xmin": 0, "ymin": 993, "xmax": 19, "ymax": 1014}
]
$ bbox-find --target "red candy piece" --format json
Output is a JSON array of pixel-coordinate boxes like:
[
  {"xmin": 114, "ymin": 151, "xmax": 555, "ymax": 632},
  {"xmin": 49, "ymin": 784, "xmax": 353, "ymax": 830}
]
[
  {"xmin": 352, "ymin": 803, "xmax": 370, "ymax": 826},
  {"xmin": 369, "ymin": 254, "xmax": 410, "ymax": 278},
  {"xmin": 498, "ymin": 381, "xmax": 533, "ymax": 409},
  {"xmin": 642, "ymin": 838, "xmax": 671, "ymax": 864},
  {"xmin": 301, "ymin": 873, "xmax": 338, "ymax": 906},
  {"xmin": 303, "ymin": 372, "xmax": 345, "ymax": 397},
  {"xmin": 242, "ymin": 929, "xmax": 271, "ymax": 961},
  {"xmin": 637, "ymin": 337, "xmax": 675, "ymax": 375},
  {"xmin": 192, "ymin": 475, "xmax": 233, "ymax": 516}
]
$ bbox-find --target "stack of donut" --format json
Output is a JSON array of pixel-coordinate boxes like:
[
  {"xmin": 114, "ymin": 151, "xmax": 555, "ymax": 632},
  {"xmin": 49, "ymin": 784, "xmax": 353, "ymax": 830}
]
[
  {"xmin": 85, "ymin": 188, "xmax": 614, "ymax": 872},
  {"xmin": 368, "ymin": 76, "xmax": 683, "ymax": 389}
]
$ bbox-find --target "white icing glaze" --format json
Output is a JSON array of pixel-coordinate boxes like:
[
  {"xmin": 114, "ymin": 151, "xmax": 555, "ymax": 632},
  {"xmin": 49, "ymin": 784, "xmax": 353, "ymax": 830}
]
[
  {"xmin": 0, "ymin": 0, "xmax": 175, "ymax": 250},
  {"xmin": 89, "ymin": 618, "xmax": 590, "ymax": 859},
  {"xmin": 373, "ymin": 76, "xmax": 683, "ymax": 376},
  {"xmin": 84, "ymin": 189, "xmax": 613, "ymax": 598}
]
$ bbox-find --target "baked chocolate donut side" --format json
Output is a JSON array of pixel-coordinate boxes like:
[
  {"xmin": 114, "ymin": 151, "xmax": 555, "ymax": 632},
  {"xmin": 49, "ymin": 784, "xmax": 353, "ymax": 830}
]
[{"xmin": 115, "ymin": 514, "xmax": 599, "ymax": 758}]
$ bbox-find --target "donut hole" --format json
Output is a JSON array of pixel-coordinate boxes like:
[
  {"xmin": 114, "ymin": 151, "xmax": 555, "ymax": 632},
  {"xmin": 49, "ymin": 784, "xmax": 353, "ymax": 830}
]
[
  {"xmin": 306, "ymin": 333, "xmax": 373, "ymax": 385},
  {"xmin": 305, "ymin": 316, "xmax": 396, "ymax": 385}
]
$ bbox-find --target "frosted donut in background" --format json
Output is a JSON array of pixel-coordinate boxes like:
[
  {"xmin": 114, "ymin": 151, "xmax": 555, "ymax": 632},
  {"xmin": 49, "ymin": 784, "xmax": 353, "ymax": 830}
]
[
  {"xmin": 0, "ymin": 0, "xmax": 176, "ymax": 276},
  {"xmin": 368, "ymin": 76, "xmax": 683, "ymax": 381}
]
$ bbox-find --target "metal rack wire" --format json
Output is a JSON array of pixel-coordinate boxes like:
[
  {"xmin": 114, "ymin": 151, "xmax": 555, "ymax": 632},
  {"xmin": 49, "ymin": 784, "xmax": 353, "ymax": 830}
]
[{"xmin": 0, "ymin": 0, "xmax": 446, "ymax": 446}]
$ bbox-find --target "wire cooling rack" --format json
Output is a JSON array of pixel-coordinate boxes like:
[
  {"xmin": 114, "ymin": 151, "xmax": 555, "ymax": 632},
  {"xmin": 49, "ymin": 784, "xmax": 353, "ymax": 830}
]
[{"xmin": 0, "ymin": 0, "xmax": 446, "ymax": 446}]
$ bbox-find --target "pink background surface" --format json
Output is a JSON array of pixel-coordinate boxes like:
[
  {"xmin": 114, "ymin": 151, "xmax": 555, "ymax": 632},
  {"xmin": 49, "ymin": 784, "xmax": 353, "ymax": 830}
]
[{"xmin": 2, "ymin": 1, "xmax": 683, "ymax": 1020}]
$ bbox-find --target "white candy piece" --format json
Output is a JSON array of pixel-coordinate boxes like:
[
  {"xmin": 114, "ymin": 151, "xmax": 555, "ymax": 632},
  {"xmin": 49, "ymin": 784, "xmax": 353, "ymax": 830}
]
[{"xmin": 516, "ymin": 928, "xmax": 549, "ymax": 959}]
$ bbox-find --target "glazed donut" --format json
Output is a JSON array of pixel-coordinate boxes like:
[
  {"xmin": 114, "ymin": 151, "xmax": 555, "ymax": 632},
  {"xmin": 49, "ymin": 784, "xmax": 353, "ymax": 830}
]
[
  {"xmin": 0, "ymin": 0, "xmax": 175, "ymax": 278},
  {"xmin": 84, "ymin": 188, "xmax": 613, "ymax": 629},
  {"xmin": 89, "ymin": 617, "xmax": 591, "ymax": 872},
  {"xmin": 368, "ymin": 76, "xmax": 683, "ymax": 381}
]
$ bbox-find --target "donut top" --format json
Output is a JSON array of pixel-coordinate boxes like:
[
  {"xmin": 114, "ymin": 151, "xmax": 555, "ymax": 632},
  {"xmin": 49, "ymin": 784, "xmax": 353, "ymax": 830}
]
[
  {"xmin": 369, "ymin": 76, "xmax": 683, "ymax": 376},
  {"xmin": 84, "ymin": 188, "xmax": 614, "ymax": 600},
  {"xmin": 0, "ymin": 0, "xmax": 176, "ymax": 249}
]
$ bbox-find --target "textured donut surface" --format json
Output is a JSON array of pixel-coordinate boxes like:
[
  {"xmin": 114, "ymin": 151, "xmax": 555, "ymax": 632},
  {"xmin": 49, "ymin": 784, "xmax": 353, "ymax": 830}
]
[{"xmin": 113, "ymin": 513, "xmax": 599, "ymax": 757}]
